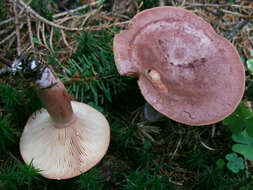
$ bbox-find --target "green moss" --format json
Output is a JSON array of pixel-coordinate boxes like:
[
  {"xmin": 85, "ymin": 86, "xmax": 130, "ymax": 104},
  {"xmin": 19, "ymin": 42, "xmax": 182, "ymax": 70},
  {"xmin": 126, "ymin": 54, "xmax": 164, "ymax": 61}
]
[
  {"xmin": 75, "ymin": 170, "xmax": 102, "ymax": 190},
  {"xmin": 140, "ymin": 0, "xmax": 160, "ymax": 10},
  {"xmin": 0, "ymin": 83, "xmax": 42, "ymax": 127},
  {"xmin": 59, "ymin": 30, "xmax": 128, "ymax": 105},
  {"xmin": 0, "ymin": 2, "xmax": 8, "ymax": 20},
  {"xmin": 0, "ymin": 161, "xmax": 42, "ymax": 190}
]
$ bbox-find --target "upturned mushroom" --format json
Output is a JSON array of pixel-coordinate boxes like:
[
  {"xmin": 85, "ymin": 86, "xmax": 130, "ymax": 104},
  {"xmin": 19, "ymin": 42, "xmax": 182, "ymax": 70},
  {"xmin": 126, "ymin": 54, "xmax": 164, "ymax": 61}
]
[
  {"xmin": 113, "ymin": 6, "xmax": 245, "ymax": 126},
  {"xmin": 19, "ymin": 59, "xmax": 110, "ymax": 179}
]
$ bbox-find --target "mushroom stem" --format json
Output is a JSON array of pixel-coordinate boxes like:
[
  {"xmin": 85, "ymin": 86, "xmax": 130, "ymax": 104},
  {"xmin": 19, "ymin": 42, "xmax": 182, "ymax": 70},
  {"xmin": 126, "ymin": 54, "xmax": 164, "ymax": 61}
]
[{"xmin": 36, "ymin": 67, "xmax": 75, "ymax": 128}]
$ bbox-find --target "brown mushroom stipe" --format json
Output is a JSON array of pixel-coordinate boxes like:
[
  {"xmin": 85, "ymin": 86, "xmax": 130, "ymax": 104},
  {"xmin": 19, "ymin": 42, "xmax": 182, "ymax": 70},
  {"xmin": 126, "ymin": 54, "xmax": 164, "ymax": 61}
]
[
  {"xmin": 20, "ymin": 66, "xmax": 110, "ymax": 179},
  {"xmin": 113, "ymin": 6, "xmax": 245, "ymax": 126}
]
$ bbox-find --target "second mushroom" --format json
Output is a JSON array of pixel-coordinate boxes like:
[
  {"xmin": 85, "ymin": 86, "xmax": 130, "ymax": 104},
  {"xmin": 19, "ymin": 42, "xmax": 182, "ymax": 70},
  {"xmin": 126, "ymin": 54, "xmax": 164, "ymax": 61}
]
[{"xmin": 113, "ymin": 6, "xmax": 245, "ymax": 126}]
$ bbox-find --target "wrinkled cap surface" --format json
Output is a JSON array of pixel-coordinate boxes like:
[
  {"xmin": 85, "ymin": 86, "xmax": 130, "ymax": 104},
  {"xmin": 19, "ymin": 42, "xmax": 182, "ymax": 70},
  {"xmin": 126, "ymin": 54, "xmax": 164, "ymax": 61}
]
[
  {"xmin": 113, "ymin": 6, "xmax": 245, "ymax": 126},
  {"xmin": 20, "ymin": 101, "xmax": 110, "ymax": 179}
]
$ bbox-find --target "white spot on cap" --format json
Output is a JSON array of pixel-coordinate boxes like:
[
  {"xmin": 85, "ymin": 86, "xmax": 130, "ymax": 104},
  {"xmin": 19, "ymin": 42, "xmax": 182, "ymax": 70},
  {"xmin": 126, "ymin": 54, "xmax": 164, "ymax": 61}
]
[{"xmin": 149, "ymin": 70, "xmax": 161, "ymax": 81}]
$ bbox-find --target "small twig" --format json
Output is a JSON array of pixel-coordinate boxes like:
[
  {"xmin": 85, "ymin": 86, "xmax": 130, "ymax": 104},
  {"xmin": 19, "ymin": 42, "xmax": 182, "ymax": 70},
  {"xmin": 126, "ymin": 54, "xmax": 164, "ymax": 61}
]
[
  {"xmin": 103, "ymin": 74, "xmax": 119, "ymax": 79},
  {"xmin": 15, "ymin": 0, "xmax": 126, "ymax": 32},
  {"xmin": 0, "ymin": 30, "xmax": 16, "ymax": 45},
  {"xmin": 0, "ymin": 0, "xmax": 30, "ymax": 26},
  {"xmin": 16, "ymin": 0, "xmax": 83, "ymax": 31},
  {"xmin": 179, "ymin": 0, "xmax": 186, "ymax": 7},
  {"xmin": 49, "ymin": 27, "xmax": 55, "ymax": 53},
  {"xmin": 21, "ymin": 43, "xmax": 33, "ymax": 54},
  {"xmin": 60, "ymin": 29, "xmax": 73, "ymax": 51},
  {"xmin": 184, "ymin": 2, "xmax": 253, "ymax": 9},
  {"xmin": 198, "ymin": 129, "xmax": 215, "ymax": 150},
  {"xmin": 111, "ymin": 13, "xmax": 131, "ymax": 20},
  {"xmin": 13, "ymin": 0, "xmax": 21, "ymax": 56},
  {"xmin": 211, "ymin": 126, "xmax": 216, "ymax": 138},
  {"xmin": 0, "ymin": 23, "xmax": 24, "ymax": 45},
  {"xmin": 53, "ymin": 1, "xmax": 100, "ymax": 19},
  {"xmin": 220, "ymin": 9, "xmax": 253, "ymax": 19},
  {"xmin": 199, "ymin": 140, "xmax": 215, "ymax": 151},
  {"xmin": 170, "ymin": 138, "xmax": 182, "ymax": 161},
  {"xmin": 132, "ymin": 0, "xmax": 140, "ymax": 13},
  {"xmin": 227, "ymin": 20, "xmax": 248, "ymax": 40},
  {"xmin": 136, "ymin": 1, "xmax": 143, "ymax": 13},
  {"xmin": 0, "ymin": 55, "xmax": 12, "ymax": 66},
  {"xmin": 0, "ymin": 17, "xmax": 16, "ymax": 26},
  {"xmin": 41, "ymin": 22, "xmax": 50, "ymax": 51},
  {"xmin": 0, "ymin": 68, "xmax": 11, "ymax": 75},
  {"xmin": 55, "ymin": 15, "xmax": 84, "ymax": 25},
  {"xmin": 81, "ymin": 7, "xmax": 102, "ymax": 27},
  {"xmin": 7, "ymin": 35, "xmax": 17, "ymax": 50},
  {"xmin": 36, "ymin": 21, "xmax": 41, "ymax": 44},
  {"xmin": 63, "ymin": 74, "xmax": 119, "ymax": 85},
  {"xmin": 82, "ymin": 20, "xmax": 129, "ymax": 31},
  {"xmin": 26, "ymin": 12, "xmax": 34, "ymax": 51},
  {"xmin": 0, "ymin": 28, "xmax": 13, "ymax": 35},
  {"xmin": 168, "ymin": 178, "xmax": 183, "ymax": 186}
]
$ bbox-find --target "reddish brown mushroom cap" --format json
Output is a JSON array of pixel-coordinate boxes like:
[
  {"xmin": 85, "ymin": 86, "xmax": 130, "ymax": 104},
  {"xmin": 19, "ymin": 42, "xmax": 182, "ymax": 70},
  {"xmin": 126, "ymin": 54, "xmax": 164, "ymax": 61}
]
[{"xmin": 113, "ymin": 6, "xmax": 245, "ymax": 126}]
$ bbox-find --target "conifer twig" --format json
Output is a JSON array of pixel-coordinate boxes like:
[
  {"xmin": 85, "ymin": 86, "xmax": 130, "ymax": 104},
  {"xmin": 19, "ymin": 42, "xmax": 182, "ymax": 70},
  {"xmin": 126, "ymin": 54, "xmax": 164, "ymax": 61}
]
[
  {"xmin": 0, "ymin": 0, "xmax": 31, "ymax": 26},
  {"xmin": 52, "ymin": 1, "xmax": 100, "ymax": 19},
  {"xmin": 82, "ymin": 20, "xmax": 129, "ymax": 31},
  {"xmin": 184, "ymin": 2, "xmax": 253, "ymax": 9},
  {"xmin": 0, "ymin": 5, "xmax": 23, "ymax": 26},
  {"xmin": 170, "ymin": 138, "xmax": 182, "ymax": 161},
  {"xmin": 179, "ymin": 0, "xmax": 186, "ymax": 7},
  {"xmin": 36, "ymin": 21, "xmax": 41, "ymax": 44},
  {"xmin": 227, "ymin": 20, "xmax": 248, "ymax": 40},
  {"xmin": 0, "ymin": 17, "xmax": 16, "ymax": 26},
  {"xmin": 0, "ymin": 55, "xmax": 12, "ymax": 66},
  {"xmin": 0, "ymin": 31, "xmax": 16, "ymax": 45},
  {"xmin": 16, "ymin": 0, "xmax": 83, "ymax": 31},
  {"xmin": 13, "ymin": 0, "xmax": 21, "ymax": 56},
  {"xmin": 41, "ymin": 22, "xmax": 50, "ymax": 51},
  {"xmin": 81, "ymin": 7, "xmax": 102, "ymax": 27},
  {"xmin": 0, "ymin": 22, "xmax": 24, "ymax": 46},
  {"xmin": 0, "ymin": 28, "xmax": 12, "ymax": 35},
  {"xmin": 220, "ymin": 9, "xmax": 253, "ymax": 18},
  {"xmin": 60, "ymin": 29, "xmax": 73, "ymax": 51},
  {"xmin": 26, "ymin": 12, "xmax": 34, "ymax": 51},
  {"xmin": 0, "ymin": 68, "xmax": 11, "ymax": 75},
  {"xmin": 49, "ymin": 27, "xmax": 55, "ymax": 54}
]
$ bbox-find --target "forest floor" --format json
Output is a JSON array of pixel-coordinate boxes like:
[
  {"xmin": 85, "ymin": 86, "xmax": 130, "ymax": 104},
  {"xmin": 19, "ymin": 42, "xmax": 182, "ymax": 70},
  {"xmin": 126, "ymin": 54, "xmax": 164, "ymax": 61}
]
[{"xmin": 0, "ymin": 0, "xmax": 253, "ymax": 189}]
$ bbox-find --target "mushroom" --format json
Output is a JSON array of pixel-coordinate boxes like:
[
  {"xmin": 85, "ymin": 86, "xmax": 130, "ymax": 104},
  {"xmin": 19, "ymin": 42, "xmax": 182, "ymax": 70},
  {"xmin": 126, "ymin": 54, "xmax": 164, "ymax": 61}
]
[
  {"xmin": 19, "ymin": 60, "xmax": 110, "ymax": 179},
  {"xmin": 144, "ymin": 102, "xmax": 165, "ymax": 121},
  {"xmin": 113, "ymin": 6, "xmax": 245, "ymax": 126}
]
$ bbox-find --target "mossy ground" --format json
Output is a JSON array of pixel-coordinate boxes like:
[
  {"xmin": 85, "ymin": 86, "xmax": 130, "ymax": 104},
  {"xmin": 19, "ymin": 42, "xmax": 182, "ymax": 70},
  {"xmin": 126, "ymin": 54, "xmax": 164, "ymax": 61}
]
[{"xmin": 0, "ymin": 0, "xmax": 253, "ymax": 189}]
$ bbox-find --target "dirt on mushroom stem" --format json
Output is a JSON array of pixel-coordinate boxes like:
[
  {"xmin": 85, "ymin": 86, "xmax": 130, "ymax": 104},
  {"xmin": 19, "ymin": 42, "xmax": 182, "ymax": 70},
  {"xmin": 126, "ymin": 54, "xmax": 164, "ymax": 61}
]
[{"xmin": 12, "ymin": 56, "xmax": 76, "ymax": 127}]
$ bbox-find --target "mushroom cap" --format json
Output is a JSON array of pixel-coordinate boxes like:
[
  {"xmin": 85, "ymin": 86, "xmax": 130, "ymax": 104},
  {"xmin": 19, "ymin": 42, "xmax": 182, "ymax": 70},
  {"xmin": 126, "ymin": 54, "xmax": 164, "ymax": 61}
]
[
  {"xmin": 113, "ymin": 6, "xmax": 245, "ymax": 126},
  {"xmin": 20, "ymin": 101, "xmax": 110, "ymax": 179}
]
